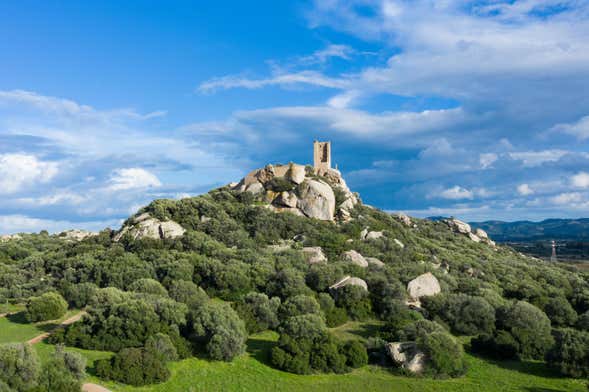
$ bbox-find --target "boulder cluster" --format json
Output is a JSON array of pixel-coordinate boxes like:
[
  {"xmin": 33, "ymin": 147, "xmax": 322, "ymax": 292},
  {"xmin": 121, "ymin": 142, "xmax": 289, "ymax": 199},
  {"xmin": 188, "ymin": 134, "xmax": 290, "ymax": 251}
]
[
  {"xmin": 231, "ymin": 163, "xmax": 359, "ymax": 221},
  {"xmin": 444, "ymin": 218, "xmax": 495, "ymax": 246},
  {"xmin": 113, "ymin": 213, "xmax": 185, "ymax": 241}
]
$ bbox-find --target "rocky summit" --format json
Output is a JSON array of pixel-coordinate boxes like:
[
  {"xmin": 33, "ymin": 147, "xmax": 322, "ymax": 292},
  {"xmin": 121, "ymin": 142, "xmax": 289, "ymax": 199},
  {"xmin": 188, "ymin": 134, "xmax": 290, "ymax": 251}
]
[{"xmin": 231, "ymin": 163, "xmax": 359, "ymax": 222}]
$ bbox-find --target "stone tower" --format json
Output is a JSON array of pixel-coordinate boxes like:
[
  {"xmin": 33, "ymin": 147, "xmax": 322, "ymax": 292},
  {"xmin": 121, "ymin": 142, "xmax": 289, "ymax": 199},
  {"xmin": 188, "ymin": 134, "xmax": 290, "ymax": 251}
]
[{"xmin": 313, "ymin": 140, "xmax": 331, "ymax": 175}]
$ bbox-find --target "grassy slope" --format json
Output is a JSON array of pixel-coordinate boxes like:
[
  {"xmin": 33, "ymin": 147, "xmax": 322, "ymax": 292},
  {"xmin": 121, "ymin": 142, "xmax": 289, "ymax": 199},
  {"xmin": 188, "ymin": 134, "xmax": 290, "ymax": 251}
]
[
  {"xmin": 0, "ymin": 309, "xmax": 80, "ymax": 344},
  {"xmin": 86, "ymin": 331, "xmax": 584, "ymax": 392},
  {"xmin": 0, "ymin": 307, "xmax": 585, "ymax": 391}
]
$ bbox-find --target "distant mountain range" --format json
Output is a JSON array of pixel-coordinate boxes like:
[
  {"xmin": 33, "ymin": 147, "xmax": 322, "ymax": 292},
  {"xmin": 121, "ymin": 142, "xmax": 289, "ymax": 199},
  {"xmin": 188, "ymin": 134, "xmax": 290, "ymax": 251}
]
[{"xmin": 468, "ymin": 218, "xmax": 589, "ymax": 242}]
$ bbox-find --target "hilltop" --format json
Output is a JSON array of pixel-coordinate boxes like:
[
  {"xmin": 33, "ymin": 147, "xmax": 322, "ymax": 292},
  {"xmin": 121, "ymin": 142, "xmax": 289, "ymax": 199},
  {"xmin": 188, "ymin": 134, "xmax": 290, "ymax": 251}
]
[{"xmin": 1, "ymin": 157, "xmax": 588, "ymax": 391}]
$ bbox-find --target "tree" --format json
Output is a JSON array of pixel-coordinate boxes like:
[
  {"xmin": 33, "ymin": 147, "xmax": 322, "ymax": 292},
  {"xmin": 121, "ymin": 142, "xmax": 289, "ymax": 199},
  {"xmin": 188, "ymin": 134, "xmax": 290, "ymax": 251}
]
[
  {"xmin": 25, "ymin": 292, "xmax": 68, "ymax": 322},
  {"xmin": 0, "ymin": 343, "xmax": 39, "ymax": 391},
  {"xmin": 145, "ymin": 333, "xmax": 178, "ymax": 361},
  {"xmin": 546, "ymin": 328, "xmax": 589, "ymax": 377},
  {"xmin": 578, "ymin": 310, "xmax": 589, "ymax": 331},
  {"xmin": 280, "ymin": 314, "xmax": 327, "ymax": 341},
  {"xmin": 497, "ymin": 301, "xmax": 554, "ymax": 359},
  {"xmin": 418, "ymin": 331, "xmax": 467, "ymax": 377},
  {"xmin": 334, "ymin": 285, "xmax": 372, "ymax": 320},
  {"xmin": 544, "ymin": 297, "xmax": 578, "ymax": 327},
  {"xmin": 421, "ymin": 294, "xmax": 495, "ymax": 336},
  {"xmin": 96, "ymin": 347, "xmax": 170, "ymax": 386},
  {"xmin": 279, "ymin": 295, "xmax": 321, "ymax": 319},
  {"xmin": 234, "ymin": 292, "xmax": 280, "ymax": 333},
  {"xmin": 342, "ymin": 340, "xmax": 368, "ymax": 368},
  {"xmin": 128, "ymin": 278, "xmax": 168, "ymax": 297},
  {"xmin": 34, "ymin": 346, "xmax": 85, "ymax": 392},
  {"xmin": 167, "ymin": 280, "xmax": 208, "ymax": 309},
  {"xmin": 188, "ymin": 301, "xmax": 247, "ymax": 361}
]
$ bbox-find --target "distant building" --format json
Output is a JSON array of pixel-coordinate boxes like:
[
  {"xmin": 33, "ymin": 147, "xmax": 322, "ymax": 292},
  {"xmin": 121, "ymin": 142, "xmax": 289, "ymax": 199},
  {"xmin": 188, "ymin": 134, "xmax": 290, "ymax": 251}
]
[{"xmin": 313, "ymin": 140, "xmax": 331, "ymax": 175}]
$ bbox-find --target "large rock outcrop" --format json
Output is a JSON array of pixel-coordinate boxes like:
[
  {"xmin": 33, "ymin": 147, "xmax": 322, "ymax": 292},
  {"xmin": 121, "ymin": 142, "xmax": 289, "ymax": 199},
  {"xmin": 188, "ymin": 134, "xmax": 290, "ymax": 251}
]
[
  {"xmin": 342, "ymin": 250, "xmax": 368, "ymax": 268},
  {"xmin": 407, "ymin": 272, "xmax": 441, "ymax": 304},
  {"xmin": 385, "ymin": 342, "xmax": 426, "ymax": 374},
  {"xmin": 114, "ymin": 213, "xmax": 185, "ymax": 241},
  {"xmin": 444, "ymin": 218, "xmax": 496, "ymax": 246},
  {"xmin": 329, "ymin": 275, "xmax": 368, "ymax": 291},
  {"xmin": 58, "ymin": 230, "xmax": 98, "ymax": 242},
  {"xmin": 231, "ymin": 163, "xmax": 358, "ymax": 221}
]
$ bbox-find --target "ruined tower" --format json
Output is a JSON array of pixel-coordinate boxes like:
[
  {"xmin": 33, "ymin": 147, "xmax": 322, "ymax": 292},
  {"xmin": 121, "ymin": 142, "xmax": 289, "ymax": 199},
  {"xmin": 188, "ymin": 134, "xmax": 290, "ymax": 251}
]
[{"xmin": 313, "ymin": 140, "xmax": 331, "ymax": 175}]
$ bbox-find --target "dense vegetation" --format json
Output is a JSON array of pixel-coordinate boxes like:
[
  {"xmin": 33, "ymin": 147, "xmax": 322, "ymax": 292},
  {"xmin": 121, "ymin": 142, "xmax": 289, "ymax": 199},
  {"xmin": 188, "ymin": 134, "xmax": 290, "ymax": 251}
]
[{"xmin": 1, "ymin": 180, "xmax": 589, "ymax": 388}]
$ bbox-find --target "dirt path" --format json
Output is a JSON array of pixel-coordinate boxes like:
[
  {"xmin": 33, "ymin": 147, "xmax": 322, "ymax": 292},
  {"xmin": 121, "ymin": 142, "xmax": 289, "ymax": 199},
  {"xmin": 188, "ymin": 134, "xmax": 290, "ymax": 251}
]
[
  {"xmin": 27, "ymin": 311, "xmax": 86, "ymax": 345},
  {"xmin": 82, "ymin": 383, "xmax": 112, "ymax": 392}
]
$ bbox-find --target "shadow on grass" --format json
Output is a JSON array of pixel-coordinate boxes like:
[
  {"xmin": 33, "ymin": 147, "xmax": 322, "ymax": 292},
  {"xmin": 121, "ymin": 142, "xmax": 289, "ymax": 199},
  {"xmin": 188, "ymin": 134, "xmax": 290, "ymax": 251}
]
[
  {"xmin": 466, "ymin": 348, "xmax": 564, "ymax": 380},
  {"xmin": 246, "ymin": 335, "xmax": 277, "ymax": 365},
  {"xmin": 7, "ymin": 311, "xmax": 28, "ymax": 324},
  {"xmin": 342, "ymin": 322, "xmax": 382, "ymax": 341},
  {"xmin": 523, "ymin": 388, "xmax": 568, "ymax": 392}
]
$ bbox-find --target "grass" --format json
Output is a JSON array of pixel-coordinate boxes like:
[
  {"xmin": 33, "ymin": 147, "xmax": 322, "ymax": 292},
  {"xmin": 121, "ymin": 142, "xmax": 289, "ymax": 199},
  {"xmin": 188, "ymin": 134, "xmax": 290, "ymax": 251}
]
[
  {"xmin": 86, "ymin": 331, "xmax": 585, "ymax": 392},
  {"xmin": 0, "ymin": 309, "xmax": 80, "ymax": 344},
  {"xmin": 0, "ymin": 302, "xmax": 24, "ymax": 314},
  {"xmin": 329, "ymin": 320, "xmax": 383, "ymax": 342},
  {"xmin": 1, "ymin": 315, "xmax": 586, "ymax": 392}
]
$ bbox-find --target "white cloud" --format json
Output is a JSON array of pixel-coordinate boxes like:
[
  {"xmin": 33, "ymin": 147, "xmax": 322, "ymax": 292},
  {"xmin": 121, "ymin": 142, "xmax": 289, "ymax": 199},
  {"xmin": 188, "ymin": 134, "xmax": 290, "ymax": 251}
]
[
  {"xmin": 197, "ymin": 71, "xmax": 349, "ymax": 93},
  {"xmin": 439, "ymin": 186, "xmax": 474, "ymax": 200},
  {"xmin": 480, "ymin": 153, "xmax": 498, "ymax": 169},
  {"xmin": 107, "ymin": 168, "xmax": 161, "ymax": 191},
  {"xmin": 0, "ymin": 214, "xmax": 119, "ymax": 235},
  {"xmin": 299, "ymin": 44, "xmax": 355, "ymax": 65},
  {"xmin": 0, "ymin": 153, "xmax": 58, "ymax": 194},
  {"xmin": 509, "ymin": 150, "xmax": 568, "ymax": 167},
  {"xmin": 517, "ymin": 183, "xmax": 534, "ymax": 196},
  {"xmin": 571, "ymin": 171, "xmax": 589, "ymax": 188},
  {"xmin": 550, "ymin": 192, "xmax": 584, "ymax": 205},
  {"xmin": 552, "ymin": 115, "xmax": 589, "ymax": 139},
  {"xmin": 235, "ymin": 105, "xmax": 466, "ymax": 141}
]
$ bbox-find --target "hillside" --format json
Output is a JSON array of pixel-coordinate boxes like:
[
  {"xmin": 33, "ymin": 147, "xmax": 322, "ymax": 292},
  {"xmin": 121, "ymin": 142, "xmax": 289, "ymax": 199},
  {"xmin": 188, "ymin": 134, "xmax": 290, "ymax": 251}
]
[{"xmin": 1, "ymin": 163, "xmax": 589, "ymax": 391}]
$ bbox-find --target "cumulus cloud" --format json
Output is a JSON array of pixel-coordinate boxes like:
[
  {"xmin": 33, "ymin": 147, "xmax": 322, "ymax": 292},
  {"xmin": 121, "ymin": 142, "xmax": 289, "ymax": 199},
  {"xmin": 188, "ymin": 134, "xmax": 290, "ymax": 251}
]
[
  {"xmin": 517, "ymin": 183, "xmax": 534, "ymax": 196},
  {"xmin": 571, "ymin": 171, "xmax": 589, "ymax": 188},
  {"xmin": 508, "ymin": 150, "xmax": 568, "ymax": 167},
  {"xmin": 0, "ymin": 153, "xmax": 58, "ymax": 194},
  {"xmin": 551, "ymin": 192, "xmax": 584, "ymax": 205},
  {"xmin": 479, "ymin": 153, "xmax": 498, "ymax": 169},
  {"xmin": 439, "ymin": 186, "xmax": 474, "ymax": 200},
  {"xmin": 0, "ymin": 214, "xmax": 119, "ymax": 235},
  {"xmin": 552, "ymin": 115, "xmax": 589, "ymax": 139},
  {"xmin": 107, "ymin": 168, "xmax": 162, "ymax": 191}
]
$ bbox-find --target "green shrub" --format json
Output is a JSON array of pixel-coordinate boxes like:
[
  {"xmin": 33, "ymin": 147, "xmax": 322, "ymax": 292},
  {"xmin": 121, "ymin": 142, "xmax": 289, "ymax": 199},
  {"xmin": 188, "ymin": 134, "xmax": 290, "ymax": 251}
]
[
  {"xmin": 497, "ymin": 301, "xmax": 554, "ymax": 359},
  {"xmin": 188, "ymin": 301, "xmax": 247, "ymax": 361},
  {"xmin": 471, "ymin": 330, "xmax": 519, "ymax": 360},
  {"xmin": 334, "ymin": 285, "xmax": 372, "ymax": 320},
  {"xmin": 342, "ymin": 340, "xmax": 368, "ymax": 368},
  {"xmin": 145, "ymin": 333, "xmax": 178, "ymax": 361},
  {"xmin": 96, "ymin": 347, "xmax": 170, "ymax": 386},
  {"xmin": 0, "ymin": 343, "xmax": 39, "ymax": 391},
  {"xmin": 544, "ymin": 297, "xmax": 578, "ymax": 327},
  {"xmin": 34, "ymin": 345, "xmax": 85, "ymax": 392},
  {"xmin": 418, "ymin": 331, "xmax": 467, "ymax": 377},
  {"xmin": 546, "ymin": 328, "xmax": 589, "ymax": 377},
  {"xmin": 234, "ymin": 292, "xmax": 280, "ymax": 333},
  {"xmin": 266, "ymin": 177, "xmax": 295, "ymax": 192},
  {"xmin": 25, "ymin": 292, "xmax": 68, "ymax": 322},
  {"xmin": 128, "ymin": 278, "xmax": 168, "ymax": 297}
]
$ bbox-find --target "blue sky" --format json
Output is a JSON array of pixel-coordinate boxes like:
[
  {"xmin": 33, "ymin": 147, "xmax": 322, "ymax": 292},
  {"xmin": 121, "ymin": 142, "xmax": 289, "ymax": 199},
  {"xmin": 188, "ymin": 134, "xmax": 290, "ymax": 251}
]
[{"xmin": 2, "ymin": 0, "xmax": 589, "ymax": 233}]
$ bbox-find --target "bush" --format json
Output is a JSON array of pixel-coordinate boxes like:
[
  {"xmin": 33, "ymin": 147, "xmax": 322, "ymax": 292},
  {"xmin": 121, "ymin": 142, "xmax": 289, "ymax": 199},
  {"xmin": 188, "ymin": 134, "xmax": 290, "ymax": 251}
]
[
  {"xmin": 418, "ymin": 331, "xmax": 467, "ymax": 377},
  {"xmin": 0, "ymin": 343, "xmax": 39, "ymax": 391},
  {"xmin": 421, "ymin": 294, "xmax": 495, "ymax": 336},
  {"xmin": 471, "ymin": 330, "xmax": 519, "ymax": 360},
  {"xmin": 334, "ymin": 285, "xmax": 372, "ymax": 320},
  {"xmin": 342, "ymin": 340, "xmax": 368, "ymax": 368},
  {"xmin": 546, "ymin": 328, "xmax": 589, "ymax": 377},
  {"xmin": 145, "ymin": 333, "xmax": 178, "ymax": 361},
  {"xmin": 544, "ymin": 297, "xmax": 578, "ymax": 327},
  {"xmin": 96, "ymin": 347, "xmax": 170, "ymax": 386},
  {"xmin": 35, "ymin": 345, "xmax": 85, "ymax": 392},
  {"xmin": 234, "ymin": 292, "xmax": 280, "ymax": 333},
  {"xmin": 497, "ymin": 301, "xmax": 554, "ymax": 359},
  {"xmin": 167, "ymin": 280, "xmax": 208, "ymax": 309},
  {"xmin": 25, "ymin": 292, "xmax": 68, "ymax": 322},
  {"xmin": 397, "ymin": 319, "xmax": 446, "ymax": 341},
  {"xmin": 279, "ymin": 295, "xmax": 321, "ymax": 319},
  {"xmin": 578, "ymin": 310, "xmax": 589, "ymax": 331},
  {"xmin": 128, "ymin": 278, "xmax": 168, "ymax": 297},
  {"xmin": 188, "ymin": 301, "xmax": 247, "ymax": 361},
  {"xmin": 266, "ymin": 177, "xmax": 295, "ymax": 192}
]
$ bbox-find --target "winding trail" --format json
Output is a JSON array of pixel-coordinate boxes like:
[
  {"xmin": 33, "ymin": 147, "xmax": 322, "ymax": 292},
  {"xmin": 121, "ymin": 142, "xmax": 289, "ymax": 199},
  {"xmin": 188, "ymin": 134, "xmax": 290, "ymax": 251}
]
[
  {"xmin": 82, "ymin": 383, "xmax": 112, "ymax": 392},
  {"xmin": 27, "ymin": 311, "xmax": 86, "ymax": 344}
]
